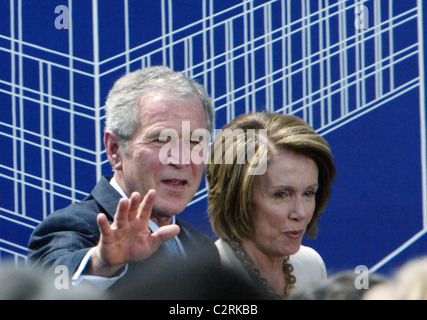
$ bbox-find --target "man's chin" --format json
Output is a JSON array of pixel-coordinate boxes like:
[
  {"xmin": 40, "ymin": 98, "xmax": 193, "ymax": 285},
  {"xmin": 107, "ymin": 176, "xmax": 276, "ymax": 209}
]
[
  {"xmin": 152, "ymin": 202, "xmax": 187, "ymax": 218},
  {"xmin": 154, "ymin": 190, "xmax": 195, "ymax": 214}
]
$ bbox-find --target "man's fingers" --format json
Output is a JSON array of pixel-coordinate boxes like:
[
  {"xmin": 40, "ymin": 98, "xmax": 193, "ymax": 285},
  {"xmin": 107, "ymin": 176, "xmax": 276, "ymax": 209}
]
[
  {"xmin": 97, "ymin": 213, "xmax": 112, "ymax": 238},
  {"xmin": 114, "ymin": 198, "xmax": 130, "ymax": 229},
  {"xmin": 128, "ymin": 192, "xmax": 142, "ymax": 221},
  {"xmin": 137, "ymin": 189, "xmax": 156, "ymax": 220},
  {"xmin": 151, "ymin": 224, "xmax": 181, "ymax": 247}
]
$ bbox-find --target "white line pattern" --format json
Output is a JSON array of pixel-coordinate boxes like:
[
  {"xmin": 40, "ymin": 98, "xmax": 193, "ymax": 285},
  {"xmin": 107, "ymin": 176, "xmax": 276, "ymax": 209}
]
[{"xmin": 0, "ymin": 1, "xmax": 425, "ymax": 270}]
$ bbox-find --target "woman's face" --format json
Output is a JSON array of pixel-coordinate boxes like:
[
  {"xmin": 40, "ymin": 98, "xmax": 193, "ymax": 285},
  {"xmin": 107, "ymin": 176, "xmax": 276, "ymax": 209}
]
[{"xmin": 249, "ymin": 149, "xmax": 319, "ymax": 257}]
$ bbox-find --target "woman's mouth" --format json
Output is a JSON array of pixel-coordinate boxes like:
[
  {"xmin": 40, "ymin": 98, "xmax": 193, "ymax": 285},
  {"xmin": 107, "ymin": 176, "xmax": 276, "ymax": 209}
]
[{"xmin": 284, "ymin": 230, "xmax": 304, "ymax": 239}]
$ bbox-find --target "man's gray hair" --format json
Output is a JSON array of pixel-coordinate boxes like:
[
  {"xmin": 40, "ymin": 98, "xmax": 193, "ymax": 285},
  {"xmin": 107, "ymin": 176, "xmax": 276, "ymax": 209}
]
[{"xmin": 104, "ymin": 66, "xmax": 214, "ymax": 145}]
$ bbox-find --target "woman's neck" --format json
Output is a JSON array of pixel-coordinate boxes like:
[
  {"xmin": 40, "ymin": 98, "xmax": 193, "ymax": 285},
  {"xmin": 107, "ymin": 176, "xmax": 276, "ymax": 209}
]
[{"xmin": 241, "ymin": 238, "xmax": 286, "ymax": 296}]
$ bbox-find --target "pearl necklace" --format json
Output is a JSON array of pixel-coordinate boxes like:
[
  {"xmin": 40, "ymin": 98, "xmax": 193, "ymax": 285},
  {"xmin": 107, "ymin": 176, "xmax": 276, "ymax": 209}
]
[{"xmin": 229, "ymin": 239, "xmax": 296, "ymax": 299}]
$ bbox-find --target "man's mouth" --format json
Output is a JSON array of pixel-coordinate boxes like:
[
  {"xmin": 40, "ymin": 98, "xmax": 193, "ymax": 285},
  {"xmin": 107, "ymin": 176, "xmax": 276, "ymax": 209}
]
[{"xmin": 162, "ymin": 179, "xmax": 187, "ymax": 185}]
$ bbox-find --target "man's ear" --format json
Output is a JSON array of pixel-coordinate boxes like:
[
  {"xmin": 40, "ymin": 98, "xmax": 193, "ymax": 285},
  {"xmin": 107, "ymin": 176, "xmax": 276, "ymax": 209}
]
[{"xmin": 104, "ymin": 130, "xmax": 123, "ymax": 170}]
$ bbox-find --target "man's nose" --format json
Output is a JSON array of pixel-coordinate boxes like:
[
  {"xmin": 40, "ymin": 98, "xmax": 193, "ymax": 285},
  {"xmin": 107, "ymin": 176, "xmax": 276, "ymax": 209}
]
[{"xmin": 168, "ymin": 139, "xmax": 191, "ymax": 168}]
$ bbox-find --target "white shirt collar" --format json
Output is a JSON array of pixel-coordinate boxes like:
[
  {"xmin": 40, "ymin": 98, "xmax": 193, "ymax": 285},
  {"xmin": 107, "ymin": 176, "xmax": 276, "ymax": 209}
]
[{"xmin": 110, "ymin": 177, "xmax": 128, "ymax": 198}]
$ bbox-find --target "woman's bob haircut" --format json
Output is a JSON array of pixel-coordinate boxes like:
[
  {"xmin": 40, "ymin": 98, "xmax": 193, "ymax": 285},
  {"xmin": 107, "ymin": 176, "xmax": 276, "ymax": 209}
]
[{"xmin": 207, "ymin": 112, "xmax": 336, "ymax": 242}]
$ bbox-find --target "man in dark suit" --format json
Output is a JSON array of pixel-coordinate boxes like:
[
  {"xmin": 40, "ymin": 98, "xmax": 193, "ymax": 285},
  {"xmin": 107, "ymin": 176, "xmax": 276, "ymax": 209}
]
[{"xmin": 27, "ymin": 66, "xmax": 220, "ymax": 295}]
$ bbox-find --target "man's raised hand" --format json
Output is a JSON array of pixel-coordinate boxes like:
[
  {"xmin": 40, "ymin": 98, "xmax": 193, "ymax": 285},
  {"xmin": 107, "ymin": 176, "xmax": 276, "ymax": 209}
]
[{"xmin": 87, "ymin": 190, "xmax": 180, "ymax": 277}]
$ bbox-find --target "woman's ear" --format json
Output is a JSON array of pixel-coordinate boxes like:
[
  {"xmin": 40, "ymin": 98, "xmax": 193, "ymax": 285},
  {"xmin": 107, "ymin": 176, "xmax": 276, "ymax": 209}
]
[{"xmin": 104, "ymin": 130, "xmax": 123, "ymax": 170}]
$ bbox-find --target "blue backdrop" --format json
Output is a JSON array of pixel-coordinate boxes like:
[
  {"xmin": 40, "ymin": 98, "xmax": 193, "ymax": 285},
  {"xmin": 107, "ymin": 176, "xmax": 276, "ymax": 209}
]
[{"xmin": 1, "ymin": 0, "xmax": 426, "ymax": 277}]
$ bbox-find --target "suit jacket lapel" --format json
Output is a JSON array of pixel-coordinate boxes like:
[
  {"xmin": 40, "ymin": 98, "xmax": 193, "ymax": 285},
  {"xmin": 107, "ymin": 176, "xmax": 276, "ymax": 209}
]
[
  {"xmin": 91, "ymin": 176, "xmax": 123, "ymax": 221},
  {"xmin": 176, "ymin": 219, "xmax": 197, "ymax": 258}
]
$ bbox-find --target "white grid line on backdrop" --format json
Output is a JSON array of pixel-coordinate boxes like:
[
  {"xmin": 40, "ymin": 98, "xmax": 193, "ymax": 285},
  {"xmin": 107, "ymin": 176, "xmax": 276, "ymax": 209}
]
[{"xmin": 0, "ymin": 0, "xmax": 425, "ymax": 269}]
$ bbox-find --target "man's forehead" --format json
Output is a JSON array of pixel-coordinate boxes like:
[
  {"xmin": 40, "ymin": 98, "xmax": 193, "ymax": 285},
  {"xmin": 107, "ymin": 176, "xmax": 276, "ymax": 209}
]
[{"xmin": 137, "ymin": 98, "xmax": 207, "ymax": 133}]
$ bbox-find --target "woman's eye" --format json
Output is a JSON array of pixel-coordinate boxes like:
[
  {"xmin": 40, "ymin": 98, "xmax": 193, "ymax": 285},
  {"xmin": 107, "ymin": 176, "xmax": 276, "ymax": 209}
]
[
  {"xmin": 304, "ymin": 190, "xmax": 317, "ymax": 197},
  {"xmin": 274, "ymin": 191, "xmax": 288, "ymax": 198}
]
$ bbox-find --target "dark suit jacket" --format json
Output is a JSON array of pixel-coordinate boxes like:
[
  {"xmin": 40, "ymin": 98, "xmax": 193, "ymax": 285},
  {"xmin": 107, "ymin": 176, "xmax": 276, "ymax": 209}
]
[{"xmin": 27, "ymin": 176, "xmax": 220, "ymax": 294}]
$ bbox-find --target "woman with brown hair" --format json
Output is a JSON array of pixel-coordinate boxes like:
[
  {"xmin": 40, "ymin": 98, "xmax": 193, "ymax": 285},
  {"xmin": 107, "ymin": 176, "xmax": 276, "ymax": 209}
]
[{"xmin": 207, "ymin": 112, "xmax": 336, "ymax": 299}]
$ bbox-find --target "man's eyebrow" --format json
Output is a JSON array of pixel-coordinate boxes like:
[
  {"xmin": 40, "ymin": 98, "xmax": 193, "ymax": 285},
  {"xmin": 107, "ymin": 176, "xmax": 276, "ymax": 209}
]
[
  {"xmin": 145, "ymin": 127, "xmax": 170, "ymax": 137},
  {"xmin": 146, "ymin": 127, "xmax": 204, "ymax": 137}
]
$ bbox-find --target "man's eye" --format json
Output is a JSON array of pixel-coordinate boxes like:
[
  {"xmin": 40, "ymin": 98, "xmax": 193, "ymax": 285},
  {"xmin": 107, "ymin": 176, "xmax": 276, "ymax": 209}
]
[{"xmin": 155, "ymin": 136, "xmax": 172, "ymax": 143}]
